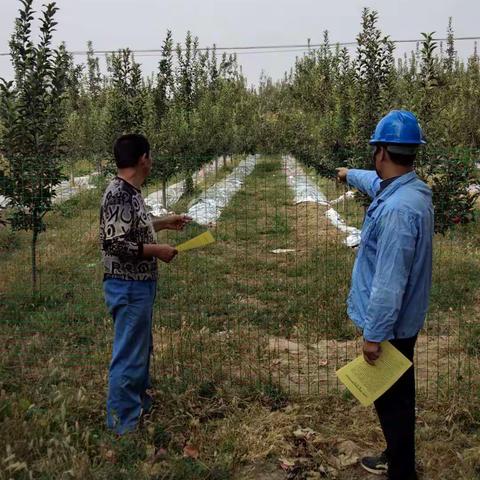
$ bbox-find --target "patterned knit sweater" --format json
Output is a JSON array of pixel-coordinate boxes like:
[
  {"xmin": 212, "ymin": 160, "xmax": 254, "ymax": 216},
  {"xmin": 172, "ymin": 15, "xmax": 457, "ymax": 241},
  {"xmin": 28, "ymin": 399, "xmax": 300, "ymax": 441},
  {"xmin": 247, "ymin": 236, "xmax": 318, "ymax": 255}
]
[{"xmin": 100, "ymin": 177, "xmax": 157, "ymax": 281}]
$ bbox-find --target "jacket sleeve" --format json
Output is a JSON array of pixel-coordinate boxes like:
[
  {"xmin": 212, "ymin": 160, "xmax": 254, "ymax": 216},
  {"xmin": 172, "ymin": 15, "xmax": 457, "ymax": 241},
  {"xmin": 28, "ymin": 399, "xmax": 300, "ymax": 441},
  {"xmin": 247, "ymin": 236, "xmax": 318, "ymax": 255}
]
[
  {"xmin": 102, "ymin": 201, "xmax": 144, "ymax": 258},
  {"xmin": 347, "ymin": 169, "xmax": 381, "ymax": 199},
  {"xmin": 363, "ymin": 208, "xmax": 418, "ymax": 342}
]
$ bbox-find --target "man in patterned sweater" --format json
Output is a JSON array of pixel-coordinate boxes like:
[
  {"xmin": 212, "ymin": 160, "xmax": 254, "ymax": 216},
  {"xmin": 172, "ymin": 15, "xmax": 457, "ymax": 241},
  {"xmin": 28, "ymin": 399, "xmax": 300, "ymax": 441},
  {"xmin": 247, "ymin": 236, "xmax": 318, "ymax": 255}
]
[{"xmin": 100, "ymin": 133, "xmax": 191, "ymax": 434}]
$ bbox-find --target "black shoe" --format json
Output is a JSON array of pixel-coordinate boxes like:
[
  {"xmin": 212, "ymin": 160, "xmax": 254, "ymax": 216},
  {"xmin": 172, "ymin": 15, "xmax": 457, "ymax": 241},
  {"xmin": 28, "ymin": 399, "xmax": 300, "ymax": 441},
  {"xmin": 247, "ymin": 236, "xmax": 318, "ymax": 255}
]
[{"xmin": 360, "ymin": 452, "xmax": 388, "ymax": 475}]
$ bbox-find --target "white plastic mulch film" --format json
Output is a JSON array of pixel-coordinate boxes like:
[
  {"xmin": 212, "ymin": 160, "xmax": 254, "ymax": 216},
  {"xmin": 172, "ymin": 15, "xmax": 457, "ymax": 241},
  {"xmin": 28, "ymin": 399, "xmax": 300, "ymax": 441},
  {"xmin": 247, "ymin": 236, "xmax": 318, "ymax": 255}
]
[
  {"xmin": 0, "ymin": 195, "xmax": 9, "ymax": 209},
  {"xmin": 52, "ymin": 173, "xmax": 99, "ymax": 204},
  {"xmin": 324, "ymin": 208, "xmax": 362, "ymax": 248},
  {"xmin": 283, "ymin": 155, "xmax": 329, "ymax": 205},
  {"xmin": 282, "ymin": 155, "xmax": 361, "ymax": 247},
  {"xmin": 0, "ymin": 172, "xmax": 98, "ymax": 208},
  {"xmin": 145, "ymin": 181, "xmax": 186, "ymax": 217},
  {"xmin": 187, "ymin": 155, "xmax": 258, "ymax": 225},
  {"xmin": 145, "ymin": 158, "xmax": 220, "ymax": 217}
]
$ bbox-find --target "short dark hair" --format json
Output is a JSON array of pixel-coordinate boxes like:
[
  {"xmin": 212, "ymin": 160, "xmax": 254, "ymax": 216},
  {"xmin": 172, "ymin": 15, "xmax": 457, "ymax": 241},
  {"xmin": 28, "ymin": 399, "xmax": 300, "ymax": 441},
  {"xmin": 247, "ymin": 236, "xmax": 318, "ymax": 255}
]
[
  {"xmin": 113, "ymin": 134, "xmax": 150, "ymax": 168},
  {"xmin": 388, "ymin": 150, "xmax": 416, "ymax": 167},
  {"xmin": 375, "ymin": 144, "xmax": 416, "ymax": 167}
]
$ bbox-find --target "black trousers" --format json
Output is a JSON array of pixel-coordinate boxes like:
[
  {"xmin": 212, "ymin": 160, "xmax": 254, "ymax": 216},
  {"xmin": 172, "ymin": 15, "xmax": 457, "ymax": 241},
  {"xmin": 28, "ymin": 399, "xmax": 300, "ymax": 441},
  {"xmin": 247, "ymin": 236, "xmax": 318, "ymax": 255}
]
[{"xmin": 374, "ymin": 336, "xmax": 418, "ymax": 480}]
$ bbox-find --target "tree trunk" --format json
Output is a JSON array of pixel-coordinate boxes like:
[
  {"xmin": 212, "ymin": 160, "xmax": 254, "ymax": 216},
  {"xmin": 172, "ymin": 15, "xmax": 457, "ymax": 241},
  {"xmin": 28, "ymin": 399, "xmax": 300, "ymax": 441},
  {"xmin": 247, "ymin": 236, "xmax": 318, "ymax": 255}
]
[
  {"xmin": 223, "ymin": 154, "xmax": 227, "ymax": 168},
  {"xmin": 31, "ymin": 228, "xmax": 38, "ymax": 293},
  {"xmin": 185, "ymin": 173, "xmax": 194, "ymax": 196},
  {"xmin": 215, "ymin": 157, "xmax": 218, "ymax": 176},
  {"xmin": 96, "ymin": 155, "xmax": 102, "ymax": 175},
  {"xmin": 162, "ymin": 179, "xmax": 167, "ymax": 210},
  {"xmin": 70, "ymin": 156, "xmax": 80, "ymax": 186}
]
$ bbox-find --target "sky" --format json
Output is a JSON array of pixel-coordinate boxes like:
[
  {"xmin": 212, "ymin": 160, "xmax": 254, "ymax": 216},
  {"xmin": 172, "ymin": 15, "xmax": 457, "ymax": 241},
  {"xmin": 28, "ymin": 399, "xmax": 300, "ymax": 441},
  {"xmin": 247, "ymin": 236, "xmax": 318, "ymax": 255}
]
[{"xmin": 1, "ymin": 0, "xmax": 480, "ymax": 87}]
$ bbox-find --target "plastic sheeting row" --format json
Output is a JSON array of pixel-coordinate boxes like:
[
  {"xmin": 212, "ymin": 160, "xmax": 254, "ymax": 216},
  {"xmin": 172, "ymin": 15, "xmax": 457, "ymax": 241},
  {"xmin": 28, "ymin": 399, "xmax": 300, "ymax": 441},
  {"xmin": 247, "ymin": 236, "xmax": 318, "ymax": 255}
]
[
  {"xmin": 144, "ymin": 157, "xmax": 221, "ymax": 217},
  {"xmin": 186, "ymin": 155, "xmax": 258, "ymax": 225},
  {"xmin": 0, "ymin": 172, "xmax": 98, "ymax": 210},
  {"xmin": 282, "ymin": 155, "xmax": 361, "ymax": 247}
]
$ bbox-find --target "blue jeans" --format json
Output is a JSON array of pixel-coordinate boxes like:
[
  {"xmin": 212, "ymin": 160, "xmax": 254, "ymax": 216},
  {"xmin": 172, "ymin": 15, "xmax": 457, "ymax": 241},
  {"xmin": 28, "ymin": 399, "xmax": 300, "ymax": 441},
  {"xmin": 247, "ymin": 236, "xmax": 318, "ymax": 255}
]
[{"xmin": 103, "ymin": 278, "xmax": 157, "ymax": 434}]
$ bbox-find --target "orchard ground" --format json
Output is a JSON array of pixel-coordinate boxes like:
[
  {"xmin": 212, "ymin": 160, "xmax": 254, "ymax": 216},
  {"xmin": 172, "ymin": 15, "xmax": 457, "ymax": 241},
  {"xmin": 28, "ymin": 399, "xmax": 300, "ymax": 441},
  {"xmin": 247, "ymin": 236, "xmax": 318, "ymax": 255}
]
[{"xmin": 0, "ymin": 156, "xmax": 479, "ymax": 480}]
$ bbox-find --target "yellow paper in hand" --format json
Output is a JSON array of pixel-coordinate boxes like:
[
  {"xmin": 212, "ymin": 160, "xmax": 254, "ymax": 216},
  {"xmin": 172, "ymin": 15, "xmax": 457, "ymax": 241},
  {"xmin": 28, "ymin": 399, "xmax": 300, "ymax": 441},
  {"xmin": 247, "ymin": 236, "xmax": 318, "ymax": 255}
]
[
  {"xmin": 176, "ymin": 230, "xmax": 215, "ymax": 252},
  {"xmin": 336, "ymin": 341, "xmax": 412, "ymax": 407}
]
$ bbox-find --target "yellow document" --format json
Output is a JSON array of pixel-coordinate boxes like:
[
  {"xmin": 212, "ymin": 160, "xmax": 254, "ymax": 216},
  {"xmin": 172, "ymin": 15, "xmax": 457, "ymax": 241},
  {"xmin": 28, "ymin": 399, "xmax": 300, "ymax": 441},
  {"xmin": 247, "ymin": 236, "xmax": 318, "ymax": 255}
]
[
  {"xmin": 336, "ymin": 341, "xmax": 412, "ymax": 407},
  {"xmin": 176, "ymin": 230, "xmax": 215, "ymax": 252}
]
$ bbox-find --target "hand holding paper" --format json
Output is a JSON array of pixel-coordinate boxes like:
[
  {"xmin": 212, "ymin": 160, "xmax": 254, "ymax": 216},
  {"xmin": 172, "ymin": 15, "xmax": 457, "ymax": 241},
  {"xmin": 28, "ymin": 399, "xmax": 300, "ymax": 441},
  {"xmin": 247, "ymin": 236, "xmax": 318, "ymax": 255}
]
[
  {"xmin": 336, "ymin": 341, "xmax": 412, "ymax": 407},
  {"xmin": 176, "ymin": 230, "xmax": 215, "ymax": 252},
  {"xmin": 363, "ymin": 340, "xmax": 381, "ymax": 365}
]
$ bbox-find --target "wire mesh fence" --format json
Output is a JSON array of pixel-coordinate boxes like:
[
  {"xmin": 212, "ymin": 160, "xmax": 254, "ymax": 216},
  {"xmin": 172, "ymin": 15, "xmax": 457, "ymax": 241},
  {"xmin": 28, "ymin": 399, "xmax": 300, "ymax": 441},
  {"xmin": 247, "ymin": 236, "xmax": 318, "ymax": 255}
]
[{"xmin": 1, "ymin": 151, "xmax": 479, "ymax": 404}]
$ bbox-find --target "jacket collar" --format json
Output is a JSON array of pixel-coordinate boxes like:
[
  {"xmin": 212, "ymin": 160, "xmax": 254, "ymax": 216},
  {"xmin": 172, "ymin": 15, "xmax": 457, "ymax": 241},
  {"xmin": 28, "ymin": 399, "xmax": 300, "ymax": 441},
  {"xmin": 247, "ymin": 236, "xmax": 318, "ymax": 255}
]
[{"xmin": 368, "ymin": 171, "xmax": 418, "ymax": 214}]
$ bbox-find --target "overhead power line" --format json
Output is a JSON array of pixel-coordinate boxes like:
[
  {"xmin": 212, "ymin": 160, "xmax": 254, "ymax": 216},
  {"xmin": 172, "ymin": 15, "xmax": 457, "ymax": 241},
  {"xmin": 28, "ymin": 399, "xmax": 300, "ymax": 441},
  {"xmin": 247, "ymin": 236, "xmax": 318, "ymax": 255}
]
[
  {"xmin": 134, "ymin": 47, "xmax": 315, "ymax": 58},
  {"xmin": 0, "ymin": 36, "xmax": 479, "ymax": 57}
]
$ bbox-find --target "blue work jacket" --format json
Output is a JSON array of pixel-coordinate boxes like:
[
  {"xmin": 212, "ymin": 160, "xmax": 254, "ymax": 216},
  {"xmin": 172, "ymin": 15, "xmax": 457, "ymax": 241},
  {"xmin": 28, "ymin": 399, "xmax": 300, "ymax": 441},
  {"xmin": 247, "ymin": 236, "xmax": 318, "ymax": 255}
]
[{"xmin": 346, "ymin": 170, "xmax": 434, "ymax": 342}]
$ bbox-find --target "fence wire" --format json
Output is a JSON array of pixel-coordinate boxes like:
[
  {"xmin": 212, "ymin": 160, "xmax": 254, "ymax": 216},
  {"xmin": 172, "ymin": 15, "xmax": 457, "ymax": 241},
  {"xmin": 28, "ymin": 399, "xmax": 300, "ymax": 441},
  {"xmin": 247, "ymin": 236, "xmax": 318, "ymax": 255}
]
[{"xmin": 0, "ymin": 151, "xmax": 479, "ymax": 406}]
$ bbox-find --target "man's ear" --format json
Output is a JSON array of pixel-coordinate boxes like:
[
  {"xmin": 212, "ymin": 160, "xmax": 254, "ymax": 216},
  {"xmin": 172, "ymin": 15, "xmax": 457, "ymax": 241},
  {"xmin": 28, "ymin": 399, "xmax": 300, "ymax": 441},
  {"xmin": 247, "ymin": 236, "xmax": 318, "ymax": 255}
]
[
  {"xmin": 379, "ymin": 146, "xmax": 388, "ymax": 164},
  {"xmin": 139, "ymin": 153, "xmax": 148, "ymax": 166}
]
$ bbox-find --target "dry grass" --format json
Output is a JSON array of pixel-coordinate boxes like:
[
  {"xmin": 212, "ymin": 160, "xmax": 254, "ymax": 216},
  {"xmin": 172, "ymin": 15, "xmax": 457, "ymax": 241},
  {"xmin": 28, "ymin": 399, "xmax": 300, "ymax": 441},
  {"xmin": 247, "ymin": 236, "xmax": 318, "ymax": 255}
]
[
  {"xmin": 0, "ymin": 155, "xmax": 479, "ymax": 479},
  {"xmin": 284, "ymin": 202, "xmax": 349, "ymax": 254},
  {"xmin": 2, "ymin": 313, "xmax": 479, "ymax": 480}
]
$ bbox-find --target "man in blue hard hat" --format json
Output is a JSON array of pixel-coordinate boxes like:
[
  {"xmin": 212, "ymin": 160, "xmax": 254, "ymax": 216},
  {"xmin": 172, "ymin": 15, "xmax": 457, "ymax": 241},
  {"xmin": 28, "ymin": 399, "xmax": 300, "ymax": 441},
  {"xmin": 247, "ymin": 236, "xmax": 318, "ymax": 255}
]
[{"xmin": 336, "ymin": 110, "xmax": 433, "ymax": 480}]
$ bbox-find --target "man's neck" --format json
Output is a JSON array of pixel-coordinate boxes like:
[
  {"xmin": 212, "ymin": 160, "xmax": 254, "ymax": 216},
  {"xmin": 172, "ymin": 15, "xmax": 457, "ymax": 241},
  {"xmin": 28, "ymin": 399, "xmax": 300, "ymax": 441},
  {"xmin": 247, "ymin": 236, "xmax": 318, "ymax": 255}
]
[
  {"xmin": 117, "ymin": 169, "xmax": 145, "ymax": 189},
  {"xmin": 381, "ymin": 167, "xmax": 414, "ymax": 181}
]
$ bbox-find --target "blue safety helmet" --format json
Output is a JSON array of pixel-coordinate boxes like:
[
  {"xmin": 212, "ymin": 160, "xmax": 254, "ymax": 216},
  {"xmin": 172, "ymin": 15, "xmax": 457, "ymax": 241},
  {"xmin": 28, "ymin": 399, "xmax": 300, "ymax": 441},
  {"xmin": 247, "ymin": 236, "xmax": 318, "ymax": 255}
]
[{"xmin": 369, "ymin": 110, "xmax": 426, "ymax": 146}]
